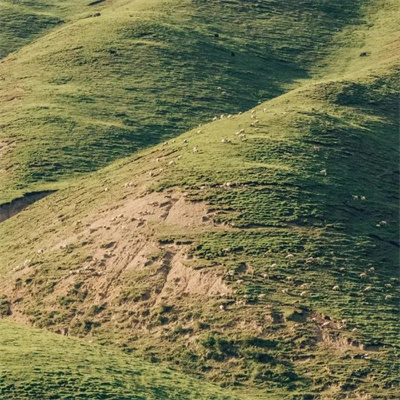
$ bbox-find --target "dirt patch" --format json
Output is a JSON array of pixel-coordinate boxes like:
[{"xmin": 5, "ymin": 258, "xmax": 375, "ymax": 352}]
[{"xmin": 156, "ymin": 247, "xmax": 230, "ymax": 304}]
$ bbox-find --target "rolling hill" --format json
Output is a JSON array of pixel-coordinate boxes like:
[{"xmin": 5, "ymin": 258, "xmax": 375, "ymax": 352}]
[
  {"xmin": 1, "ymin": 0, "xmax": 367, "ymax": 203},
  {"xmin": 0, "ymin": 0, "xmax": 399, "ymax": 399},
  {"xmin": 0, "ymin": 320, "xmax": 257, "ymax": 399}
]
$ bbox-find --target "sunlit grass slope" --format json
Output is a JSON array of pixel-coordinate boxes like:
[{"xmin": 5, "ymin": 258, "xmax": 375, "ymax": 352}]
[
  {"xmin": 0, "ymin": 320, "xmax": 254, "ymax": 400},
  {"xmin": 1, "ymin": 4, "xmax": 399, "ymax": 395},
  {"xmin": 0, "ymin": 0, "xmax": 399, "ymax": 399},
  {"xmin": 0, "ymin": 0, "xmax": 95, "ymax": 59},
  {"xmin": 0, "ymin": 0, "xmax": 366, "ymax": 203}
]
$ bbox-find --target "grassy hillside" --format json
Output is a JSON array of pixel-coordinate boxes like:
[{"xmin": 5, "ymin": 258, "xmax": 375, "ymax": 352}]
[
  {"xmin": 0, "ymin": 0, "xmax": 399, "ymax": 399},
  {"xmin": 0, "ymin": 0, "xmax": 94, "ymax": 59},
  {"xmin": 0, "ymin": 320, "xmax": 255, "ymax": 400},
  {"xmin": 0, "ymin": 0, "xmax": 367, "ymax": 203}
]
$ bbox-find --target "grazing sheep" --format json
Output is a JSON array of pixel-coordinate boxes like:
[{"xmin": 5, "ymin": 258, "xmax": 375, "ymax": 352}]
[
  {"xmin": 321, "ymin": 321, "xmax": 330, "ymax": 328},
  {"xmin": 369, "ymin": 267, "xmax": 375, "ymax": 272},
  {"xmin": 285, "ymin": 254, "xmax": 294, "ymax": 259},
  {"xmin": 213, "ymin": 117, "xmax": 218, "ymax": 121},
  {"xmin": 385, "ymin": 283, "xmax": 392, "ymax": 288},
  {"xmin": 332, "ymin": 285, "xmax": 340, "ymax": 291},
  {"xmin": 261, "ymin": 273, "xmax": 268, "ymax": 279},
  {"xmin": 320, "ymin": 169, "xmax": 327, "ymax": 176},
  {"xmin": 361, "ymin": 196, "xmax": 366, "ymax": 200},
  {"xmin": 149, "ymin": 172, "xmax": 153, "ymax": 177},
  {"xmin": 220, "ymin": 114, "xmax": 225, "ymax": 119},
  {"xmin": 352, "ymin": 195, "xmax": 359, "ymax": 200},
  {"xmin": 162, "ymin": 141, "xmax": 168, "ymax": 146},
  {"xmin": 168, "ymin": 160, "xmax": 174, "ymax": 166},
  {"xmin": 300, "ymin": 291, "xmax": 307, "ymax": 297},
  {"xmin": 104, "ymin": 187, "xmax": 109, "ymax": 192},
  {"xmin": 183, "ymin": 139, "xmax": 188, "ymax": 143},
  {"xmin": 352, "ymin": 328, "xmax": 358, "ymax": 332},
  {"xmin": 197, "ymin": 130, "xmax": 202, "ymax": 134},
  {"xmin": 192, "ymin": 147, "xmax": 198, "ymax": 153},
  {"xmin": 282, "ymin": 288, "xmax": 288, "ymax": 294},
  {"xmin": 227, "ymin": 114, "xmax": 233, "ymax": 119},
  {"xmin": 359, "ymin": 272, "xmax": 367, "ymax": 279},
  {"xmin": 258, "ymin": 294, "xmax": 266, "ymax": 299},
  {"xmin": 364, "ymin": 286, "xmax": 372, "ymax": 292},
  {"xmin": 37, "ymin": 249, "xmax": 44, "ymax": 254},
  {"xmin": 300, "ymin": 283, "xmax": 308, "ymax": 289},
  {"xmin": 236, "ymin": 279, "xmax": 244, "ymax": 284},
  {"xmin": 385, "ymin": 295, "xmax": 393, "ymax": 300},
  {"xmin": 271, "ymin": 263, "xmax": 277, "ymax": 268},
  {"xmin": 219, "ymin": 305, "xmax": 225, "ymax": 311}
]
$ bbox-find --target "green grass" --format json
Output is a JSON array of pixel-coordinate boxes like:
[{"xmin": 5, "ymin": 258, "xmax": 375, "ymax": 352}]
[
  {"xmin": 0, "ymin": 0, "xmax": 369, "ymax": 203},
  {"xmin": 0, "ymin": 320, "xmax": 257, "ymax": 400},
  {"xmin": 0, "ymin": 0, "xmax": 399, "ymax": 399}
]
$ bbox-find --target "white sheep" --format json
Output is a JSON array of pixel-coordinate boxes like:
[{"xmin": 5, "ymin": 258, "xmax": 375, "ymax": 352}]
[
  {"xmin": 192, "ymin": 147, "xmax": 198, "ymax": 153},
  {"xmin": 332, "ymin": 285, "xmax": 340, "ymax": 291},
  {"xmin": 285, "ymin": 254, "xmax": 294, "ymax": 259},
  {"xmin": 320, "ymin": 169, "xmax": 327, "ymax": 176},
  {"xmin": 385, "ymin": 283, "xmax": 392, "ymax": 288},
  {"xmin": 300, "ymin": 291, "xmax": 307, "ymax": 297}
]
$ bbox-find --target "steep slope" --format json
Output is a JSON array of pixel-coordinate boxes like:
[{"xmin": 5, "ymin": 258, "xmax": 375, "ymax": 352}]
[
  {"xmin": 0, "ymin": 320, "xmax": 255, "ymax": 400},
  {"xmin": 1, "ymin": 0, "xmax": 399, "ymax": 399},
  {"xmin": 1, "ymin": 4, "xmax": 399, "ymax": 395},
  {"xmin": 0, "ymin": 0, "xmax": 366, "ymax": 203}
]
